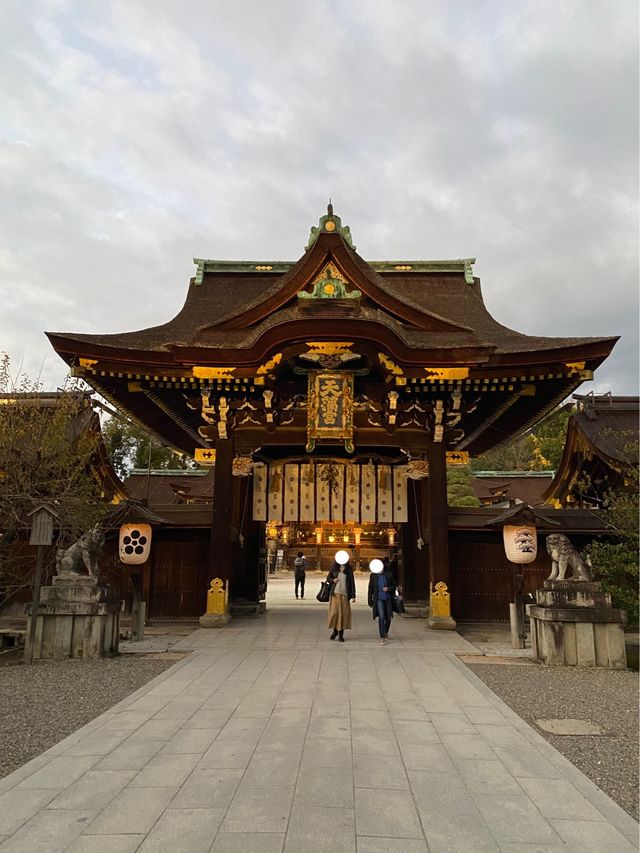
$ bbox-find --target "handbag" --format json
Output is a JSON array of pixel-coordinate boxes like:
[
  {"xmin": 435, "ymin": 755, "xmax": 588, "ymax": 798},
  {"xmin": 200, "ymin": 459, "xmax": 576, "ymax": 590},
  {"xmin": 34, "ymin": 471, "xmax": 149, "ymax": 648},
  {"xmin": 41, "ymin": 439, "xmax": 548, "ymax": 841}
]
[
  {"xmin": 316, "ymin": 581, "xmax": 332, "ymax": 603},
  {"xmin": 392, "ymin": 592, "xmax": 405, "ymax": 614}
]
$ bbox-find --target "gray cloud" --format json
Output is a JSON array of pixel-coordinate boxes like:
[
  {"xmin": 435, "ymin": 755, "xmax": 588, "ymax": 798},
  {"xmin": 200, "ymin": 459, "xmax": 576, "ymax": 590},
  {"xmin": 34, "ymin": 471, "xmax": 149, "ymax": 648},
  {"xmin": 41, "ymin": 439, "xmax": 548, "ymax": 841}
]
[{"xmin": 1, "ymin": 0, "xmax": 637, "ymax": 395}]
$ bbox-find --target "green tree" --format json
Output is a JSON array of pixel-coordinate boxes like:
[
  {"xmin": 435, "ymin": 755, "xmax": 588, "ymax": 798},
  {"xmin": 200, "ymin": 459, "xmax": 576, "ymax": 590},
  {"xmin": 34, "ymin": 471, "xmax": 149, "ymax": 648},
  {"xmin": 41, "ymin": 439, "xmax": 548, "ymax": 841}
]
[
  {"xmin": 584, "ymin": 442, "xmax": 639, "ymax": 627},
  {"xmin": 0, "ymin": 354, "xmax": 108, "ymax": 606},
  {"xmin": 447, "ymin": 466, "xmax": 481, "ymax": 507},
  {"xmin": 471, "ymin": 405, "xmax": 571, "ymax": 472},
  {"xmin": 101, "ymin": 417, "xmax": 191, "ymax": 478}
]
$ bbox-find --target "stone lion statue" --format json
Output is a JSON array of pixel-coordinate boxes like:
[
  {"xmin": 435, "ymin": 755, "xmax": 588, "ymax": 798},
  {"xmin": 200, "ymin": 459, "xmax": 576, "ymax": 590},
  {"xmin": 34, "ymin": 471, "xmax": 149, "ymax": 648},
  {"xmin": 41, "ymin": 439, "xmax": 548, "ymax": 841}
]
[
  {"xmin": 56, "ymin": 525, "xmax": 104, "ymax": 577},
  {"xmin": 546, "ymin": 533, "xmax": 592, "ymax": 581}
]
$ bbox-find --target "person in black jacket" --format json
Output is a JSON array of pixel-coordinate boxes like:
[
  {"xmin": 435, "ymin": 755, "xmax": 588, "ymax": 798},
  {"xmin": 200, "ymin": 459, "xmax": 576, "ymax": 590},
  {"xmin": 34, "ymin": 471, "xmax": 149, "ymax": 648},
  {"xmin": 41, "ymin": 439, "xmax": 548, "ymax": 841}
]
[
  {"xmin": 367, "ymin": 558, "xmax": 396, "ymax": 645},
  {"xmin": 293, "ymin": 551, "xmax": 307, "ymax": 599},
  {"xmin": 326, "ymin": 554, "xmax": 356, "ymax": 642}
]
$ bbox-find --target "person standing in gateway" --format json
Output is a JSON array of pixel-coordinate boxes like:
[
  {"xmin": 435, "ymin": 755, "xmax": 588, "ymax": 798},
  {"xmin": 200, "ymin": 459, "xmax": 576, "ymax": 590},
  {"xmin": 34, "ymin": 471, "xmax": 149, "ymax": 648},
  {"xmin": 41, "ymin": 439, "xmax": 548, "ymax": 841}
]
[
  {"xmin": 326, "ymin": 550, "xmax": 356, "ymax": 642},
  {"xmin": 294, "ymin": 551, "xmax": 307, "ymax": 599}
]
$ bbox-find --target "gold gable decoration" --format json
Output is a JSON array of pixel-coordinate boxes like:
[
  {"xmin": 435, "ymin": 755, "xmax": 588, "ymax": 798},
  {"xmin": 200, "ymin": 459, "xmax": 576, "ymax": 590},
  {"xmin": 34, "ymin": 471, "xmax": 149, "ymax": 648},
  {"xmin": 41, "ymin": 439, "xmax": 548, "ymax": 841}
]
[
  {"xmin": 298, "ymin": 263, "xmax": 361, "ymax": 301},
  {"xmin": 306, "ymin": 371, "xmax": 354, "ymax": 453}
]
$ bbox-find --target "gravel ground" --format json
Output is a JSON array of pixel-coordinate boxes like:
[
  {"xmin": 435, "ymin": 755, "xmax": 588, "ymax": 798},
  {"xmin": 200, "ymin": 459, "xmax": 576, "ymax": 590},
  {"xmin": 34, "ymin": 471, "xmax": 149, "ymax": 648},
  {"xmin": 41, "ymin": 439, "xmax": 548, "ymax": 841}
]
[
  {"xmin": 466, "ymin": 662, "xmax": 639, "ymax": 820},
  {"xmin": 0, "ymin": 656, "xmax": 174, "ymax": 778}
]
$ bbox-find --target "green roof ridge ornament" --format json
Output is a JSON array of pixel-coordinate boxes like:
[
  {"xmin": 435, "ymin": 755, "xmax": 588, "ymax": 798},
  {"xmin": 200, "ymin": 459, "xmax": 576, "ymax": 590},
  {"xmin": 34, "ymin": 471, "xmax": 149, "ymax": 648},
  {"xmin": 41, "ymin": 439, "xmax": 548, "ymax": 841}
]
[
  {"xmin": 305, "ymin": 201, "xmax": 356, "ymax": 251},
  {"xmin": 298, "ymin": 262, "xmax": 361, "ymax": 301}
]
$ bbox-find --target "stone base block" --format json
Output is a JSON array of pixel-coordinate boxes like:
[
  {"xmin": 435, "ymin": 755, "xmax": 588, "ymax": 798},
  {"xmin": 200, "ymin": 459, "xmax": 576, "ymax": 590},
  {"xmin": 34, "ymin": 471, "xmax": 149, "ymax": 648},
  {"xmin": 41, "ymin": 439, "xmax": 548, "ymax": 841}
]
[
  {"xmin": 199, "ymin": 612, "xmax": 231, "ymax": 628},
  {"xmin": 27, "ymin": 576, "xmax": 119, "ymax": 660},
  {"xmin": 537, "ymin": 580, "xmax": 611, "ymax": 609},
  {"xmin": 529, "ymin": 606, "xmax": 627, "ymax": 668},
  {"xmin": 427, "ymin": 615, "xmax": 457, "ymax": 631}
]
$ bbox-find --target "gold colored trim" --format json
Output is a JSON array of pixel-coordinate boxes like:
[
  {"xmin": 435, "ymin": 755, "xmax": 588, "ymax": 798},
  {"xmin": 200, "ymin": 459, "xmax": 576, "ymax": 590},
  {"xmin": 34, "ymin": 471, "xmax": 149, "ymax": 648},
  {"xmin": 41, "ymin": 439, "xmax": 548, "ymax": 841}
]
[
  {"xmin": 257, "ymin": 353, "xmax": 282, "ymax": 375},
  {"xmin": 565, "ymin": 361, "xmax": 585, "ymax": 374},
  {"xmin": 305, "ymin": 342, "xmax": 354, "ymax": 354},
  {"xmin": 195, "ymin": 448, "xmax": 217, "ymax": 465},
  {"xmin": 193, "ymin": 366, "xmax": 236, "ymax": 379},
  {"xmin": 313, "ymin": 261, "xmax": 347, "ymax": 284},
  {"xmin": 424, "ymin": 367, "xmax": 469, "ymax": 380},
  {"xmin": 446, "ymin": 451, "xmax": 469, "ymax": 466},
  {"xmin": 378, "ymin": 353, "xmax": 404, "ymax": 376},
  {"xmin": 79, "ymin": 358, "xmax": 97, "ymax": 368}
]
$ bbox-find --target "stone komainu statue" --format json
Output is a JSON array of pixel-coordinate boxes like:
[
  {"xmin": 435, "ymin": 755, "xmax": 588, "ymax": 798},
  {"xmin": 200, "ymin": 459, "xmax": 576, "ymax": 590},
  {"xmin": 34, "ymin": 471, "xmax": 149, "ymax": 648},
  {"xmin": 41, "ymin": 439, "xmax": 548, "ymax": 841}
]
[
  {"xmin": 546, "ymin": 533, "xmax": 592, "ymax": 582},
  {"xmin": 56, "ymin": 525, "xmax": 104, "ymax": 577}
]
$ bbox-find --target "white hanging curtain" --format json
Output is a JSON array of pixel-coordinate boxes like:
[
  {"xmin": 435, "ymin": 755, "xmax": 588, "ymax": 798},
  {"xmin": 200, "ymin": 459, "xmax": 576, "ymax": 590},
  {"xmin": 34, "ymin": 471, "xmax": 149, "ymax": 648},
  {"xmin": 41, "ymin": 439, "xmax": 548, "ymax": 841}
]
[{"xmin": 252, "ymin": 462, "xmax": 408, "ymax": 524}]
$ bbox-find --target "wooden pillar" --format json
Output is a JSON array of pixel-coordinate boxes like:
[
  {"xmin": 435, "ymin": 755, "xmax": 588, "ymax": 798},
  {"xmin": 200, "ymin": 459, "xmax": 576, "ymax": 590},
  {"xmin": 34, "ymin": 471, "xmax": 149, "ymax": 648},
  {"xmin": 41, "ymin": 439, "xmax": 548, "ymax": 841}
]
[
  {"xmin": 402, "ymin": 477, "xmax": 429, "ymax": 603},
  {"xmin": 209, "ymin": 438, "xmax": 234, "ymax": 584},
  {"xmin": 426, "ymin": 439, "xmax": 456, "ymax": 629}
]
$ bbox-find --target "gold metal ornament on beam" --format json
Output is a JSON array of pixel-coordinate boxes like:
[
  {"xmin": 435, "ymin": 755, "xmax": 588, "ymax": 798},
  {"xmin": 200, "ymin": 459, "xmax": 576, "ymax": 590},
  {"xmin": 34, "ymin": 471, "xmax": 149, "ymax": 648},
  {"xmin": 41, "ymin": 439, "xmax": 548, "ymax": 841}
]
[
  {"xmin": 406, "ymin": 460, "xmax": 429, "ymax": 480},
  {"xmin": 445, "ymin": 451, "xmax": 469, "ymax": 466},
  {"xmin": 192, "ymin": 366, "xmax": 236, "ymax": 379},
  {"xmin": 257, "ymin": 353, "xmax": 282, "ymax": 375},
  {"xmin": 424, "ymin": 367, "xmax": 470, "ymax": 380},
  {"xmin": 194, "ymin": 448, "xmax": 217, "ymax": 466},
  {"xmin": 378, "ymin": 353, "xmax": 404, "ymax": 376},
  {"xmin": 232, "ymin": 456, "xmax": 254, "ymax": 477}
]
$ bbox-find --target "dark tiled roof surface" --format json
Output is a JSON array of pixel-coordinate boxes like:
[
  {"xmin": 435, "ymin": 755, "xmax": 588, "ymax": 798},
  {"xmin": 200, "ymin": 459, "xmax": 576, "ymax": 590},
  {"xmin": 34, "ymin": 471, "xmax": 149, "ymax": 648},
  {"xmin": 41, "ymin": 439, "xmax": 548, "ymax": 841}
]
[
  {"xmin": 123, "ymin": 469, "xmax": 214, "ymax": 505},
  {"xmin": 470, "ymin": 474, "xmax": 554, "ymax": 506},
  {"xmin": 574, "ymin": 407, "xmax": 638, "ymax": 464},
  {"xmin": 447, "ymin": 506, "xmax": 609, "ymax": 532},
  {"xmin": 48, "ymin": 237, "xmax": 616, "ymax": 359}
]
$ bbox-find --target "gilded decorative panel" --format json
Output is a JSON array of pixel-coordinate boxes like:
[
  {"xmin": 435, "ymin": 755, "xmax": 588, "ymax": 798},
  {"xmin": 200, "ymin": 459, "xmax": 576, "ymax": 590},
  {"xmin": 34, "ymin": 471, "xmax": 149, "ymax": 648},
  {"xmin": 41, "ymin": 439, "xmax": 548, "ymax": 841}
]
[{"xmin": 307, "ymin": 371, "xmax": 354, "ymax": 445}]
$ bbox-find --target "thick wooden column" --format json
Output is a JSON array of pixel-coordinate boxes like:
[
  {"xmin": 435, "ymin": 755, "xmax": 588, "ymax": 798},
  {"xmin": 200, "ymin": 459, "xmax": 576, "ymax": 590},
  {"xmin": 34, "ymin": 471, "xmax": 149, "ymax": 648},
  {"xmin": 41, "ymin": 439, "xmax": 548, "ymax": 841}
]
[
  {"xmin": 402, "ymin": 477, "xmax": 430, "ymax": 603},
  {"xmin": 426, "ymin": 439, "xmax": 456, "ymax": 629},
  {"xmin": 209, "ymin": 438, "xmax": 234, "ymax": 584}
]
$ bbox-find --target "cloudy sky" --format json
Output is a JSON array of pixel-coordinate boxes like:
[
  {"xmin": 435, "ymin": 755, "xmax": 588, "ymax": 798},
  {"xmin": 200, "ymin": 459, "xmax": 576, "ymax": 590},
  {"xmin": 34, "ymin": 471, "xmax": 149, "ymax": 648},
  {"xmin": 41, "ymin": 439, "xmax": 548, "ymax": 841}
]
[{"xmin": 2, "ymin": 0, "xmax": 638, "ymax": 395}]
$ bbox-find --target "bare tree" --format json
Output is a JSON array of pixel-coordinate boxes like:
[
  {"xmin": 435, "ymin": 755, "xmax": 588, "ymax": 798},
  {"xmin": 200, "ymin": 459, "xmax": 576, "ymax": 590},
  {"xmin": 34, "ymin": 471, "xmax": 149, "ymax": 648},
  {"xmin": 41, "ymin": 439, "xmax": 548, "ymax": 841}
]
[{"xmin": 0, "ymin": 353, "xmax": 108, "ymax": 609}]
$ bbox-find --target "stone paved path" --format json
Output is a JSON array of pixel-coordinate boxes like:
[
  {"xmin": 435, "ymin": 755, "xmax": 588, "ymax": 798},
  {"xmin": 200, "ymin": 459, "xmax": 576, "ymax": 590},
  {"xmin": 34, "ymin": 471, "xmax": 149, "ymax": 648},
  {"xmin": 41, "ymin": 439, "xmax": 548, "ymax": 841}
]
[{"xmin": 0, "ymin": 584, "xmax": 637, "ymax": 852}]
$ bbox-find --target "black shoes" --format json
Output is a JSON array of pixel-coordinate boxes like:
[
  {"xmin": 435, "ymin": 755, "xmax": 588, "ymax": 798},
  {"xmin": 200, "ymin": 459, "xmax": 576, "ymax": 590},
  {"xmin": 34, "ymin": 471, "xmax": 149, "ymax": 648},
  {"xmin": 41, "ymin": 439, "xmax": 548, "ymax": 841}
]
[
  {"xmin": 338, "ymin": 631, "xmax": 344, "ymax": 642},
  {"xmin": 330, "ymin": 630, "xmax": 338, "ymax": 640}
]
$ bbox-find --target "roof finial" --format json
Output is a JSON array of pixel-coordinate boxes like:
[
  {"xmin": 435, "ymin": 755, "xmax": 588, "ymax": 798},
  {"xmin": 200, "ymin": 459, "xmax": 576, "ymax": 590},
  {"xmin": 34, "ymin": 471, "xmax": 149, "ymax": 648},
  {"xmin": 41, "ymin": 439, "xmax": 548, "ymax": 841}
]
[{"xmin": 305, "ymin": 203, "xmax": 356, "ymax": 252}]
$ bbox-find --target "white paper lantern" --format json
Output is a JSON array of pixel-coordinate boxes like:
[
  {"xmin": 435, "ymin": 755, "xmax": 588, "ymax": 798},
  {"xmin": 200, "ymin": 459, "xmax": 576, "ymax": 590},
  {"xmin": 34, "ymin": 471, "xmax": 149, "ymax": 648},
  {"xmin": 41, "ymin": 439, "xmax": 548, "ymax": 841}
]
[
  {"xmin": 369, "ymin": 559, "xmax": 384, "ymax": 574},
  {"xmin": 119, "ymin": 524, "xmax": 152, "ymax": 565},
  {"xmin": 334, "ymin": 550, "xmax": 349, "ymax": 565},
  {"xmin": 503, "ymin": 524, "xmax": 537, "ymax": 564}
]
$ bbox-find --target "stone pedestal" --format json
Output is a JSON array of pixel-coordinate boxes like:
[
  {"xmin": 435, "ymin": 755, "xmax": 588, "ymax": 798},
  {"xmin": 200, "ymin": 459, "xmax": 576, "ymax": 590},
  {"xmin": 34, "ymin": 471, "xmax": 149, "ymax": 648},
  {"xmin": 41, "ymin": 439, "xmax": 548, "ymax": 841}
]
[
  {"xmin": 26, "ymin": 575, "xmax": 120, "ymax": 660},
  {"xmin": 528, "ymin": 580, "xmax": 627, "ymax": 669},
  {"xmin": 199, "ymin": 612, "xmax": 231, "ymax": 628},
  {"xmin": 427, "ymin": 614, "xmax": 457, "ymax": 630}
]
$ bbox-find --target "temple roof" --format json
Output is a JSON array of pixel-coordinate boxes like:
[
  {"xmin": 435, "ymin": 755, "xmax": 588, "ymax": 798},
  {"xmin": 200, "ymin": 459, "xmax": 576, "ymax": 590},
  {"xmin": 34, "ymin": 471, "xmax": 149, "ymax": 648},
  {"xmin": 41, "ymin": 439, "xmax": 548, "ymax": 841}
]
[
  {"xmin": 45, "ymin": 207, "xmax": 619, "ymax": 457},
  {"xmin": 542, "ymin": 394, "xmax": 638, "ymax": 506},
  {"xmin": 49, "ymin": 235, "xmax": 615, "ymax": 362}
]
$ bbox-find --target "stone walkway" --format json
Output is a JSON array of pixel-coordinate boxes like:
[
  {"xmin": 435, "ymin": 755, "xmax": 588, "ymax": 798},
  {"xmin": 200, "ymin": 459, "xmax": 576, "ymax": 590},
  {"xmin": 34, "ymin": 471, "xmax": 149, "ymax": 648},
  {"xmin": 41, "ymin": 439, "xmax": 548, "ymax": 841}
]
[{"xmin": 0, "ymin": 587, "xmax": 637, "ymax": 852}]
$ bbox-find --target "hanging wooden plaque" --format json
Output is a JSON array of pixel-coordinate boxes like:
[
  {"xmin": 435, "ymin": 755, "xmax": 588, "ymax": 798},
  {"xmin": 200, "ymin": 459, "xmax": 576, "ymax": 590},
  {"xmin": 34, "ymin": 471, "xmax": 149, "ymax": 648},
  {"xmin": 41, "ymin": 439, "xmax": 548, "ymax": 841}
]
[{"xmin": 307, "ymin": 371, "xmax": 354, "ymax": 450}]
